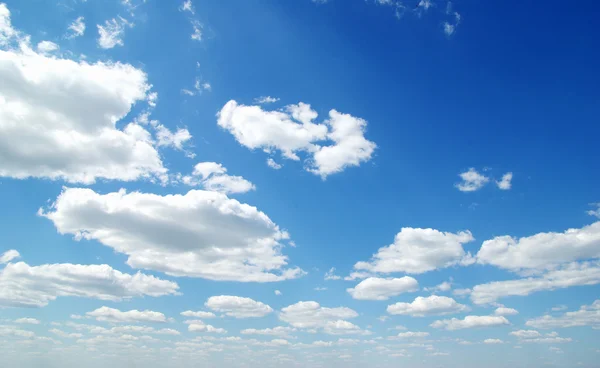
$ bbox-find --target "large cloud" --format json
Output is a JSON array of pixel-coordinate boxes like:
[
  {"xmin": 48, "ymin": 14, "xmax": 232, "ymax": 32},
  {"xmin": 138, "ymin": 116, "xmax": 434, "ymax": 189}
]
[
  {"xmin": 205, "ymin": 296, "xmax": 273, "ymax": 318},
  {"xmin": 40, "ymin": 187, "xmax": 304, "ymax": 282},
  {"xmin": 353, "ymin": 227, "xmax": 475, "ymax": 275},
  {"xmin": 0, "ymin": 260, "xmax": 178, "ymax": 307},
  {"xmin": 476, "ymin": 222, "xmax": 600, "ymax": 272},
  {"xmin": 387, "ymin": 296, "xmax": 469, "ymax": 317},
  {"xmin": 347, "ymin": 277, "xmax": 418, "ymax": 301},
  {"xmin": 217, "ymin": 100, "xmax": 376, "ymax": 178}
]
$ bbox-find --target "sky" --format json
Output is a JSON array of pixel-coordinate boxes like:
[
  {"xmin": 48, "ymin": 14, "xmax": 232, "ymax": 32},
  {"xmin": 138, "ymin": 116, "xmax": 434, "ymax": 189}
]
[{"xmin": 0, "ymin": 0, "xmax": 599, "ymax": 367}]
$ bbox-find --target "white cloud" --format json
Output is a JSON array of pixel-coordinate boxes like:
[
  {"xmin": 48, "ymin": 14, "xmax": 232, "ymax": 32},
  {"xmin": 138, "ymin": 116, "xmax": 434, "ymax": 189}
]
[
  {"xmin": 323, "ymin": 320, "xmax": 370, "ymax": 336},
  {"xmin": 443, "ymin": 22, "xmax": 455, "ymax": 36},
  {"xmin": 314, "ymin": 286, "xmax": 327, "ymax": 291},
  {"xmin": 453, "ymin": 288, "xmax": 472, "ymax": 298},
  {"xmin": 494, "ymin": 307, "xmax": 519, "ymax": 316},
  {"xmin": 0, "ymin": 39, "xmax": 167, "ymax": 184},
  {"xmin": 396, "ymin": 331, "xmax": 429, "ymax": 338},
  {"xmin": 180, "ymin": 311, "xmax": 216, "ymax": 319},
  {"xmin": 0, "ymin": 261, "xmax": 178, "ymax": 308},
  {"xmin": 205, "ymin": 296, "xmax": 273, "ymax": 318},
  {"xmin": 430, "ymin": 315, "xmax": 509, "ymax": 330},
  {"xmin": 510, "ymin": 330, "xmax": 541, "ymax": 339},
  {"xmin": 279, "ymin": 301, "xmax": 358, "ymax": 330},
  {"xmin": 455, "ymin": 168, "xmax": 489, "ymax": 192},
  {"xmin": 255, "ymin": 96, "xmax": 280, "ymax": 104},
  {"xmin": 14, "ymin": 318, "xmax": 40, "ymax": 325},
  {"xmin": 97, "ymin": 17, "xmax": 132, "ymax": 49},
  {"xmin": 525, "ymin": 300, "xmax": 600, "ymax": 329},
  {"xmin": 347, "ymin": 277, "xmax": 418, "ymax": 301},
  {"xmin": 155, "ymin": 124, "xmax": 193, "ymax": 153},
  {"xmin": 188, "ymin": 321, "xmax": 226, "ymax": 334},
  {"xmin": 470, "ymin": 261, "xmax": 600, "ymax": 305},
  {"xmin": 387, "ymin": 296, "xmax": 469, "ymax": 317},
  {"xmin": 424, "ymin": 280, "xmax": 452, "ymax": 293},
  {"xmin": 191, "ymin": 20, "xmax": 202, "ymax": 41},
  {"xmin": 324, "ymin": 267, "xmax": 341, "ymax": 280},
  {"xmin": 86, "ymin": 306, "xmax": 167, "ymax": 323},
  {"xmin": 0, "ymin": 249, "xmax": 19, "ymax": 264},
  {"xmin": 41, "ymin": 188, "xmax": 303, "ymax": 282},
  {"xmin": 353, "ymin": 227, "xmax": 475, "ymax": 274},
  {"xmin": 217, "ymin": 100, "xmax": 376, "ymax": 178},
  {"xmin": 551, "ymin": 305, "xmax": 568, "ymax": 312},
  {"xmin": 274, "ymin": 290, "xmax": 282, "ymax": 296},
  {"xmin": 67, "ymin": 16, "xmax": 85, "ymax": 38},
  {"xmin": 267, "ymin": 158, "xmax": 283, "ymax": 170},
  {"xmin": 241, "ymin": 326, "xmax": 296, "ymax": 337},
  {"xmin": 587, "ymin": 203, "xmax": 600, "ymax": 219},
  {"xmin": 49, "ymin": 328, "xmax": 83, "ymax": 339},
  {"xmin": 36, "ymin": 40, "xmax": 59, "ymax": 53},
  {"xmin": 179, "ymin": 0, "xmax": 195, "ymax": 14},
  {"xmin": 178, "ymin": 162, "xmax": 256, "ymax": 194},
  {"xmin": 510, "ymin": 330, "xmax": 571, "ymax": 344},
  {"xmin": 0, "ymin": 3, "xmax": 17, "ymax": 45},
  {"xmin": 496, "ymin": 172, "xmax": 513, "ymax": 190},
  {"xmin": 476, "ymin": 221, "xmax": 600, "ymax": 272},
  {"xmin": 484, "ymin": 338, "xmax": 504, "ymax": 344}
]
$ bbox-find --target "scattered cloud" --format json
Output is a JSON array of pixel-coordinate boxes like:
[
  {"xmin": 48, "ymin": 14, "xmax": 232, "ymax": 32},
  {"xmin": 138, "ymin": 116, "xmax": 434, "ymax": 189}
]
[
  {"xmin": 67, "ymin": 16, "xmax": 85, "ymax": 38},
  {"xmin": 424, "ymin": 280, "xmax": 452, "ymax": 293},
  {"xmin": 241, "ymin": 326, "xmax": 296, "ymax": 337},
  {"xmin": 205, "ymin": 296, "xmax": 273, "ymax": 318},
  {"xmin": 36, "ymin": 40, "xmax": 59, "ymax": 53},
  {"xmin": 180, "ymin": 311, "xmax": 216, "ymax": 319},
  {"xmin": 396, "ymin": 331, "xmax": 429, "ymax": 338},
  {"xmin": 255, "ymin": 96, "xmax": 280, "ymax": 104},
  {"xmin": 496, "ymin": 172, "xmax": 513, "ymax": 190},
  {"xmin": 14, "ymin": 318, "xmax": 40, "ymax": 325},
  {"xmin": 86, "ymin": 306, "xmax": 168, "ymax": 323},
  {"xmin": 0, "ymin": 250, "xmax": 19, "ymax": 264},
  {"xmin": 97, "ymin": 17, "xmax": 133, "ymax": 49},
  {"xmin": 325, "ymin": 267, "xmax": 342, "ymax": 280},
  {"xmin": 191, "ymin": 20, "xmax": 202, "ymax": 41},
  {"xmin": 588, "ymin": 203, "xmax": 600, "ymax": 219},
  {"xmin": 430, "ymin": 315, "xmax": 510, "ymax": 330},
  {"xmin": 41, "ymin": 187, "xmax": 303, "ymax": 282},
  {"xmin": 484, "ymin": 338, "xmax": 504, "ymax": 344},
  {"xmin": 179, "ymin": 0, "xmax": 195, "ymax": 14},
  {"xmin": 387, "ymin": 296, "xmax": 469, "ymax": 317},
  {"xmin": 525, "ymin": 300, "xmax": 600, "ymax": 329},
  {"xmin": 0, "ymin": 260, "xmax": 178, "ymax": 308},
  {"xmin": 217, "ymin": 100, "xmax": 376, "ymax": 178},
  {"xmin": 274, "ymin": 290, "xmax": 282, "ymax": 296},
  {"xmin": 494, "ymin": 307, "xmax": 519, "ymax": 316},
  {"xmin": 177, "ymin": 162, "xmax": 256, "ymax": 194},
  {"xmin": 267, "ymin": 158, "xmax": 283, "ymax": 170},
  {"xmin": 187, "ymin": 321, "xmax": 226, "ymax": 334},
  {"xmin": 347, "ymin": 277, "xmax": 418, "ymax": 301},
  {"xmin": 455, "ymin": 168, "xmax": 489, "ymax": 192},
  {"xmin": 353, "ymin": 227, "xmax": 475, "ymax": 274},
  {"xmin": 279, "ymin": 301, "xmax": 358, "ymax": 330}
]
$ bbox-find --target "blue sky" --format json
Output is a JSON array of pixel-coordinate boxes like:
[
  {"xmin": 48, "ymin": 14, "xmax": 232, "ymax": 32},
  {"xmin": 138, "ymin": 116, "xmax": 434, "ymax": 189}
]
[{"xmin": 0, "ymin": 0, "xmax": 599, "ymax": 367}]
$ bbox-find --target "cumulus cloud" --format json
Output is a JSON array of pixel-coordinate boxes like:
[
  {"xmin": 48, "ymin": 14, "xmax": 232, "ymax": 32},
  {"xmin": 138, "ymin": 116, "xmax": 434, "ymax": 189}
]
[
  {"xmin": 274, "ymin": 290, "xmax": 282, "ymax": 296},
  {"xmin": 180, "ymin": 311, "xmax": 216, "ymax": 319},
  {"xmin": 0, "ymin": 260, "xmax": 178, "ymax": 308},
  {"xmin": 97, "ymin": 17, "xmax": 132, "ymax": 49},
  {"xmin": 347, "ymin": 277, "xmax": 418, "ymax": 301},
  {"xmin": 510, "ymin": 329, "xmax": 572, "ymax": 343},
  {"xmin": 455, "ymin": 168, "xmax": 489, "ymax": 192},
  {"xmin": 178, "ymin": 162, "xmax": 256, "ymax": 194},
  {"xmin": 41, "ymin": 187, "xmax": 303, "ymax": 282},
  {"xmin": 241, "ymin": 326, "xmax": 296, "ymax": 337},
  {"xmin": 323, "ymin": 320, "xmax": 370, "ymax": 336},
  {"xmin": 430, "ymin": 315, "xmax": 509, "ymax": 330},
  {"xmin": 387, "ymin": 296, "xmax": 469, "ymax": 317},
  {"xmin": 36, "ymin": 40, "xmax": 59, "ymax": 53},
  {"xmin": 67, "ymin": 16, "xmax": 85, "ymax": 38},
  {"xmin": 217, "ymin": 100, "xmax": 376, "ymax": 178},
  {"xmin": 424, "ymin": 280, "xmax": 452, "ymax": 293},
  {"xmin": 155, "ymin": 124, "xmax": 193, "ymax": 153},
  {"xmin": 14, "ymin": 318, "xmax": 40, "ymax": 324},
  {"xmin": 86, "ymin": 306, "xmax": 167, "ymax": 323},
  {"xmin": 179, "ymin": 0, "xmax": 195, "ymax": 14},
  {"xmin": 205, "ymin": 296, "xmax": 273, "ymax": 318},
  {"xmin": 0, "ymin": 249, "xmax": 19, "ymax": 264},
  {"xmin": 267, "ymin": 158, "xmax": 283, "ymax": 170},
  {"xmin": 483, "ymin": 338, "xmax": 503, "ymax": 344},
  {"xmin": 494, "ymin": 307, "xmax": 519, "ymax": 316},
  {"xmin": 588, "ymin": 203, "xmax": 600, "ymax": 219},
  {"xmin": 353, "ymin": 227, "xmax": 475, "ymax": 274},
  {"xmin": 470, "ymin": 261, "xmax": 600, "ymax": 305},
  {"xmin": 496, "ymin": 172, "xmax": 513, "ymax": 190},
  {"xmin": 324, "ymin": 267, "xmax": 342, "ymax": 280},
  {"xmin": 255, "ymin": 96, "xmax": 280, "ymax": 104},
  {"xmin": 279, "ymin": 301, "xmax": 358, "ymax": 331},
  {"xmin": 187, "ymin": 321, "xmax": 226, "ymax": 334},
  {"xmin": 525, "ymin": 300, "xmax": 600, "ymax": 329},
  {"xmin": 476, "ymin": 222, "xmax": 600, "ymax": 272},
  {"xmin": 0, "ymin": 27, "xmax": 168, "ymax": 184},
  {"xmin": 396, "ymin": 331, "xmax": 429, "ymax": 338}
]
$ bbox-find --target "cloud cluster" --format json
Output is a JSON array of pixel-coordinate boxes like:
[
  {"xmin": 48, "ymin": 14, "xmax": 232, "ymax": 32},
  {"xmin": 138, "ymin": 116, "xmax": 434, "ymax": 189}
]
[
  {"xmin": 86, "ymin": 307, "xmax": 168, "ymax": 323},
  {"xmin": 217, "ymin": 100, "xmax": 376, "ymax": 178},
  {"xmin": 279, "ymin": 301, "xmax": 363, "ymax": 335},
  {"xmin": 525, "ymin": 300, "xmax": 600, "ymax": 329}
]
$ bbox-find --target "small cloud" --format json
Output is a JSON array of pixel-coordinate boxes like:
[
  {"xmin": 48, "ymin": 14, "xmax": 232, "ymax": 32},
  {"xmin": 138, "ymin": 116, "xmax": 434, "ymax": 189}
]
[
  {"xmin": 67, "ymin": 16, "xmax": 85, "ymax": 38},
  {"xmin": 179, "ymin": 0, "xmax": 195, "ymax": 14},
  {"xmin": 97, "ymin": 17, "xmax": 133, "ymax": 49},
  {"xmin": 274, "ymin": 290, "xmax": 282, "ymax": 296},
  {"xmin": 496, "ymin": 172, "xmax": 513, "ymax": 190},
  {"xmin": 455, "ymin": 168, "xmax": 489, "ymax": 192},
  {"xmin": 443, "ymin": 22, "xmax": 456, "ymax": 36},
  {"xmin": 191, "ymin": 20, "xmax": 202, "ymax": 41},
  {"xmin": 37, "ymin": 41, "xmax": 59, "ymax": 53},
  {"xmin": 267, "ymin": 158, "xmax": 282, "ymax": 170},
  {"xmin": 314, "ymin": 287, "xmax": 328, "ymax": 291},
  {"xmin": 255, "ymin": 96, "xmax": 280, "ymax": 104},
  {"xmin": 324, "ymin": 267, "xmax": 341, "ymax": 281},
  {"xmin": 587, "ymin": 203, "xmax": 600, "ymax": 219}
]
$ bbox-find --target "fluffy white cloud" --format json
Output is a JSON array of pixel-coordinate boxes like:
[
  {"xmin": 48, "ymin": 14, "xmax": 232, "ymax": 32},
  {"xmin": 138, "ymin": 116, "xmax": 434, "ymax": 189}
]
[
  {"xmin": 525, "ymin": 300, "xmax": 600, "ymax": 329},
  {"xmin": 190, "ymin": 20, "xmax": 202, "ymax": 41},
  {"xmin": 179, "ymin": 0, "xmax": 195, "ymax": 14},
  {"xmin": 588, "ymin": 203, "xmax": 600, "ymax": 219},
  {"xmin": 14, "ymin": 318, "xmax": 40, "ymax": 324},
  {"xmin": 279, "ymin": 301, "xmax": 358, "ymax": 329},
  {"xmin": 424, "ymin": 281, "xmax": 452, "ymax": 293},
  {"xmin": 347, "ymin": 277, "xmax": 418, "ymax": 301},
  {"xmin": 49, "ymin": 328, "xmax": 83, "ymax": 339},
  {"xmin": 0, "ymin": 249, "xmax": 19, "ymax": 264},
  {"xmin": 36, "ymin": 40, "xmax": 59, "ymax": 53},
  {"xmin": 323, "ymin": 320, "xmax": 370, "ymax": 336},
  {"xmin": 67, "ymin": 16, "xmax": 85, "ymax": 38},
  {"xmin": 353, "ymin": 227, "xmax": 475, "ymax": 274},
  {"xmin": 267, "ymin": 158, "xmax": 283, "ymax": 170},
  {"xmin": 274, "ymin": 290, "xmax": 282, "ymax": 296},
  {"xmin": 455, "ymin": 168, "xmax": 489, "ymax": 192},
  {"xmin": 483, "ymin": 338, "xmax": 503, "ymax": 344},
  {"xmin": 510, "ymin": 330, "xmax": 541, "ymax": 339},
  {"xmin": 396, "ymin": 331, "xmax": 429, "ymax": 338},
  {"xmin": 241, "ymin": 326, "xmax": 296, "ymax": 337},
  {"xmin": 510, "ymin": 330, "xmax": 571, "ymax": 343},
  {"xmin": 0, "ymin": 261, "xmax": 178, "ymax": 308},
  {"xmin": 387, "ymin": 296, "xmax": 469, "ymax": 317},
  {"xmin": 324, "ymin": 267, "xmax": 341, "ymax": 280},
  {"xmin": 430, "ymin": 315, "xmax": 509, "ymax": 330},
  {"xmin": 41, "ymin": 187, "xmax": 303, "ymax": 282},
  {"xmin": 178, "ymin": 162, "xmax": 255, "ymax": 194},
  {"xmin": 180, "ymin": 310, "xmax": 216, "ymax": 319},
  {"xmin": 494, "ymin": 307, "xmax": 519, "ymax": 316},
  {"xmin": 496, "ymin": 172, "xmax": 513, "ymax": 190},
  {"xmin": 476, "ymin": 222, "xmax": 600, "ymax": 272},
  {"xmin": 187, "ymin": 321, "xmax": 226, "ymax": 334},
  {"xmin": 86, "ymin": 307, "xmax": 167, "ymax": 323},
  {"xmin": 205, "ymin": 296, "xmax": 273, "ymax": 318},
  {"xmin": 97, "ymin": 17, "xmax": 132, "ymax": 49},
  {"xmin": 0, "ymin": 29, "xmax": 168, "ymax": 184},
  {"xmin": 155, "ymin": 124, "xmax": 192, "ymax": 153},
  {"xmin": 0, "ymin": 3, "xmax": 16, "ymax": 45},
  {"xmin": 217, "ymin": 100, "xmax": 376, "ymax": 178},
  {"xmin": 470, "ymin": 261, "xmax": 600, "ymax": 305}
]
